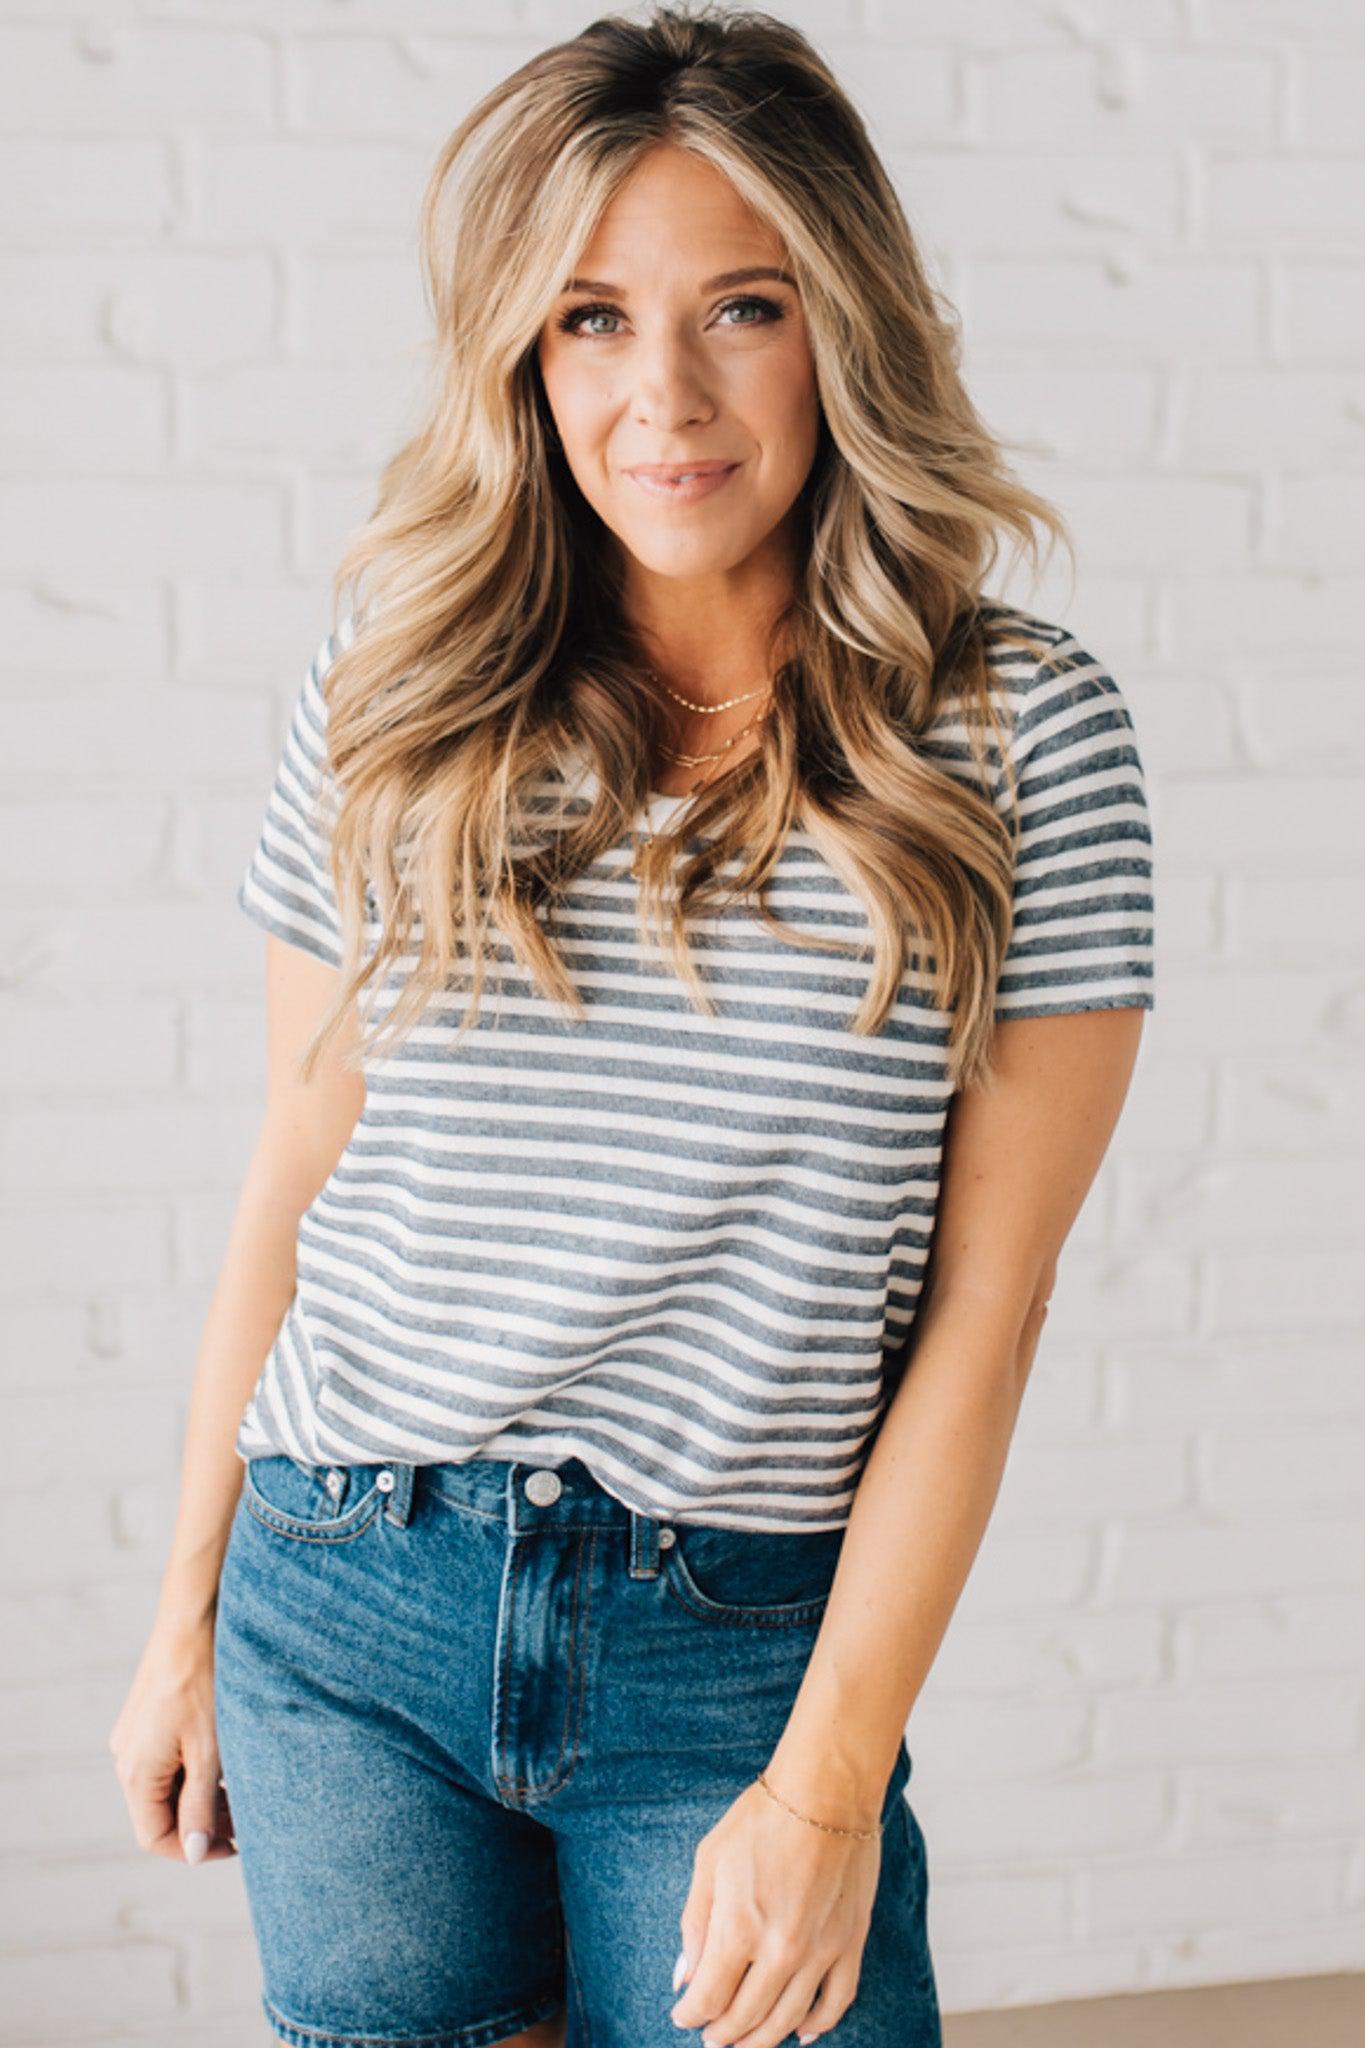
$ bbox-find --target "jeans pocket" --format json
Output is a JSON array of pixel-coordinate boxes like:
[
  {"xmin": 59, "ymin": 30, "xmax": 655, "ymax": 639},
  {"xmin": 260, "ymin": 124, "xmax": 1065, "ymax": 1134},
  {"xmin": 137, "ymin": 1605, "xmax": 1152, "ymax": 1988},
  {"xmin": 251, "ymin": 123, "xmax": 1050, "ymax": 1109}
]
[
  {"xmin": 242, "ymin": 1455, "xmax": 388, "ymax": 1545},
  {"xmin": 662, "ymin": 1522, "xmax": 846, "ymax": 1627}
]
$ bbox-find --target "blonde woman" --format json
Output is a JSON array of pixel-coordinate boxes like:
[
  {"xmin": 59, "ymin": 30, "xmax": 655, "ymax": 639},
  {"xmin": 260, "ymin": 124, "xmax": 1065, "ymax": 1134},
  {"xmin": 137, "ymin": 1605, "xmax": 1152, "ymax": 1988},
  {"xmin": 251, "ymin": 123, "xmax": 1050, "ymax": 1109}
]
[{"xmin": 108, "ymin": 7, "xmax": 1155, "ymax": 2047}]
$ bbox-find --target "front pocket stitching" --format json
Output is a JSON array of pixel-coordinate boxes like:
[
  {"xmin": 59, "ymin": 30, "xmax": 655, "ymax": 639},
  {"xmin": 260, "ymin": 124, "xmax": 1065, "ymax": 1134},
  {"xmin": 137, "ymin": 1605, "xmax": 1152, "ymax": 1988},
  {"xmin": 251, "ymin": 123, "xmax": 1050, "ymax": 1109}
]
[
  {"xmin": 660, "ymin": 1544, "xmax": 831, "ymax": 1629},
  {"xmin": 242, "ymin": 1475, "xmax": 384, "ymax": 1545}
]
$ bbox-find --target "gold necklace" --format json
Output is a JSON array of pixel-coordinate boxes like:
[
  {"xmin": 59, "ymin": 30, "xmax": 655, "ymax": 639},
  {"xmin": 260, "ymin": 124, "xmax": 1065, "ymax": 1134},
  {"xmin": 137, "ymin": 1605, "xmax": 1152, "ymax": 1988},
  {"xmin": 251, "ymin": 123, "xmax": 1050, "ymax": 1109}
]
[
  {"xmin": 631, "ymin": 697, "xmax": 774, "ymax": 879},
  {"xmin": 645, "ymin": 667, "xmax": 770, "ymax": 715},
  {"xmin": 658, "ymin": 696, "xmax": 773, "ymax": 767}
]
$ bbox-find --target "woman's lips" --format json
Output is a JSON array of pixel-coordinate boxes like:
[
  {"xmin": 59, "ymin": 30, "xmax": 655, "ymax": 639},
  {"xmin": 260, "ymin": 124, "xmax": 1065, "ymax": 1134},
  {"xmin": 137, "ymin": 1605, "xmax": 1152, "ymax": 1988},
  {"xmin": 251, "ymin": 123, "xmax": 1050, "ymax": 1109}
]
[{"xmin": 627, "ymin": 462, "xmax": 740, "ymax": 503}]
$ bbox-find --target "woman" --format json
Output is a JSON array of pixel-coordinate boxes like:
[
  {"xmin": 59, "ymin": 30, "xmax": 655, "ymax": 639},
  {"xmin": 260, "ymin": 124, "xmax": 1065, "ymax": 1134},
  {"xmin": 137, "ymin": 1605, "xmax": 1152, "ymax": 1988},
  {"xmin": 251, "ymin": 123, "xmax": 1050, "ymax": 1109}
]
[{"xmin": 108, "ymin": 8, "xmax": 1155, "ymax": 2048}]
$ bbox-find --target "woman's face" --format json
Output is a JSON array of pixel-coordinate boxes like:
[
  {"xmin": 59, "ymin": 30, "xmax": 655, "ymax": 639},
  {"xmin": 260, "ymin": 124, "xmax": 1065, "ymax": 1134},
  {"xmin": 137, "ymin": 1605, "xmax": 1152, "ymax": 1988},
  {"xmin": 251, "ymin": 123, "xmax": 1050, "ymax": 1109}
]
[{"xmin": 536, "ymin": 144, "xmax": 821, "ymax": 605}]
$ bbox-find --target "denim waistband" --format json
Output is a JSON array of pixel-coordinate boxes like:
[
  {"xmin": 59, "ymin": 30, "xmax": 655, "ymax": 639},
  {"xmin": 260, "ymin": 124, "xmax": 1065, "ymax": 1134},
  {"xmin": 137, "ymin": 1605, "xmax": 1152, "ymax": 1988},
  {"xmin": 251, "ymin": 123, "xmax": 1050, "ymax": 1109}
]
[{"xmin": 382, "ymin": 1453, "xmax": 674, "ymax": 1579}]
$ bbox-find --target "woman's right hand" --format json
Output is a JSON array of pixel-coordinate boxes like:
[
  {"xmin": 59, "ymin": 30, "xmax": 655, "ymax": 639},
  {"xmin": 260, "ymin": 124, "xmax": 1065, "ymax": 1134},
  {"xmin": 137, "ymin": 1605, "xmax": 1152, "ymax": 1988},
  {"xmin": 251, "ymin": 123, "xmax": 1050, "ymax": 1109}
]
[{"xmin": 107, "ymin": 1619, "xmax": 237, "ymax": 1864}]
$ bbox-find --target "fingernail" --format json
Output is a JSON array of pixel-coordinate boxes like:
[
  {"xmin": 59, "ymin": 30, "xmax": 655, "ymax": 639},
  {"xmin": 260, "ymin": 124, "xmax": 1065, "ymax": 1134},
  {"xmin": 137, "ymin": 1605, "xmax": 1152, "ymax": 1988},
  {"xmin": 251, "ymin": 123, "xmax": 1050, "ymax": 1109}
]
[
  {"xmin": 184, "ymin": 1830, "xmax": 210, "ymax": 1865},
  {"xmin": 672, "ymin": 1948, "xmax": 688, "ymax": 1990}
]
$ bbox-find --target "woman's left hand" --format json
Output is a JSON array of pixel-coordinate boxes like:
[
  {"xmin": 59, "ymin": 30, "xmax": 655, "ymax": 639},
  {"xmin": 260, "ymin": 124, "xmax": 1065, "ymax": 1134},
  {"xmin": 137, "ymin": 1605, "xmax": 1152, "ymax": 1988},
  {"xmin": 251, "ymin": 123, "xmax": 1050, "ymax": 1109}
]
[{"xmin": 668, "ymin": 1772, "xmax": 884, "ymax": 2047}]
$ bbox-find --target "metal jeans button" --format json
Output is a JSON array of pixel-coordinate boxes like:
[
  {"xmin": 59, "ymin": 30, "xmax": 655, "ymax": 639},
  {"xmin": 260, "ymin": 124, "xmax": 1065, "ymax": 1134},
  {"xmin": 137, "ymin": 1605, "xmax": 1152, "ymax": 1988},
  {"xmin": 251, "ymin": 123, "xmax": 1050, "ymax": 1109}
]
[
  {"xmin": 375, "ymin": 1470, "xmax": 395, "ymax": 1493},
  {"xmin": 658, "ymin": 1527, "xmax": 676, "ymax": 1548},
  {"xmin": 524, "ymin": 1469, "xmax": 563, "ymax": 1506}
]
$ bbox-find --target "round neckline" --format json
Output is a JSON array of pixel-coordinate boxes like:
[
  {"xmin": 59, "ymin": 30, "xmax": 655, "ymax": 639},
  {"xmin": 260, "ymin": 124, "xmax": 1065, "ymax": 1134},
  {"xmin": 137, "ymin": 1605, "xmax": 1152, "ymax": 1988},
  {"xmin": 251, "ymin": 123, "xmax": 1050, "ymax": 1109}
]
[
  {"xmin": 560, "ymin": 749, "xmax": 691, "ymax": 827},
  {"xmin": 642, "ymin": 786, "xmax": 690, "ymax": 821}
]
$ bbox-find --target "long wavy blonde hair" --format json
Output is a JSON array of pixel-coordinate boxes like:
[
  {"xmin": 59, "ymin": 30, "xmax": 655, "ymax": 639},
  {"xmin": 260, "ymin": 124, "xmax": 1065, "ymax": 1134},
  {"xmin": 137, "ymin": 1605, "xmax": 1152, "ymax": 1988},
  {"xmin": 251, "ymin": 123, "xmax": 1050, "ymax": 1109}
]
[{"xmin": 307, "ymin": 1, "xmax": 1074, "ymax": 1096}]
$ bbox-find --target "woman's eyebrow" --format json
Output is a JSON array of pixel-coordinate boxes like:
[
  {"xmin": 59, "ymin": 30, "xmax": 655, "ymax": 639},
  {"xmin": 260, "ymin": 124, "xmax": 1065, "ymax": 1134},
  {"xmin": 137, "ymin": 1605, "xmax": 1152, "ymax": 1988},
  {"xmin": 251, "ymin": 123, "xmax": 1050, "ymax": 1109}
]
[{"xmin": 559, "ymin": 265, "xmax": 797, "ymax": 295}]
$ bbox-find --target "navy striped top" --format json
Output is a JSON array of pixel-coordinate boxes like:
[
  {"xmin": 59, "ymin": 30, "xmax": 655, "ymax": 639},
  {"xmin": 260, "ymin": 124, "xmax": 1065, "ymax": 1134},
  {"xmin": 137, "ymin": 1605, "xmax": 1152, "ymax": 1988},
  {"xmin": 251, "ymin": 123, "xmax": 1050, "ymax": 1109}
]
[{"xmin": 234, "ymin": 601, "xmax": 1155, "ymax": 1529}]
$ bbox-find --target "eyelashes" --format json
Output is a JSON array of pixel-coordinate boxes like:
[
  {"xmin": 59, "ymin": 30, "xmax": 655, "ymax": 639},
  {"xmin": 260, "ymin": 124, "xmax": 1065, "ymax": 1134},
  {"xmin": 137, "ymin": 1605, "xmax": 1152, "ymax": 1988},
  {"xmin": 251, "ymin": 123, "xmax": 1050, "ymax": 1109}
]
[{"xmin": 554, "ymin": 294, "xmax": 787, "ymax": 338}]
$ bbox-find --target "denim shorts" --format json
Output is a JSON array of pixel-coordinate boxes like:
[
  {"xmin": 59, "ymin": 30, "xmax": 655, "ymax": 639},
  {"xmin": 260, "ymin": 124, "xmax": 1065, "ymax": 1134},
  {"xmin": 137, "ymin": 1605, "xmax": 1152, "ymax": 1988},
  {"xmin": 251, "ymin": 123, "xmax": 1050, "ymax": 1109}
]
[{"xmin": 213, "ymin": 1451, "xmax": 942, "ymax": 2048}]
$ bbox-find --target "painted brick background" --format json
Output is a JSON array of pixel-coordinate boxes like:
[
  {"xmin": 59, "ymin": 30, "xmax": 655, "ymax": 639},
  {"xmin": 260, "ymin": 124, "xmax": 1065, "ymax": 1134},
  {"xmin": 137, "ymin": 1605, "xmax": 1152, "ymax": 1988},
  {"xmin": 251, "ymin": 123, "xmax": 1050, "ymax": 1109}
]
[{"xmin": 1, "ymin": 0, "xmax": 1363, "ymax": 2040}]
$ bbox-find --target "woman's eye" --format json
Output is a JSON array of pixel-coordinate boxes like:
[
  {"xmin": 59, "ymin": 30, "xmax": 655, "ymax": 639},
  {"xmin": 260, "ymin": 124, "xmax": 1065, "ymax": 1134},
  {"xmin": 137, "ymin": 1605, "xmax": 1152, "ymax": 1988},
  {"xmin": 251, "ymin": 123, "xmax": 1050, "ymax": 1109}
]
[
  {"xmin": 559, "ymin": 304, "xmax": 622, "ymax": 337},
  {"xmin": 555, "ymin": 294, "xmax": 785, "ymax": 338},
  {"xmin": 719, "ymin": 296, "xmax": 783, "ymax": 328}
]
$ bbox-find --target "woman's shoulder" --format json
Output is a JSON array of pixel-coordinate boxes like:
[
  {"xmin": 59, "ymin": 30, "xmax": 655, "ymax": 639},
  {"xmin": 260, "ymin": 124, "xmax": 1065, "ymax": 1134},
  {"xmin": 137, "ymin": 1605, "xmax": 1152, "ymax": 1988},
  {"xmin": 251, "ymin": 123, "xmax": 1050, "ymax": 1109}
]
[
  {"xmin": 973, "ymin": 599, "xmax": 1127, "ymax": 709},
  {"xmin": 974, "ymin": 598, "xmax": 1087, "ymax": 691},
  {"xmin": 942, "ymin": 599, "xmax": 1139, "ymax": 759}
]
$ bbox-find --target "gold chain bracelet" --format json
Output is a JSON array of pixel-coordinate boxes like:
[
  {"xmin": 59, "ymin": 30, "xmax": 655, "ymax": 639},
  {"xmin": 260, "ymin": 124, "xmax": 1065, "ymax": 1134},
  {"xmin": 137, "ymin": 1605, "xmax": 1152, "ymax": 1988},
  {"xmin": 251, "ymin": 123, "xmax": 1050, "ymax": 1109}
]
[{"xmin": 754, "ymin": 1771, "xmax": 884, "ymax": 1840}]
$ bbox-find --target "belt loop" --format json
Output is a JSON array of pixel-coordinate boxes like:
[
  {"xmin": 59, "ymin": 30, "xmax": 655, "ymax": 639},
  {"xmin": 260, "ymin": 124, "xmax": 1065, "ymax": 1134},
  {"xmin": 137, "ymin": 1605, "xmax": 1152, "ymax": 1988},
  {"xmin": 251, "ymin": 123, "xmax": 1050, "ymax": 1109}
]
[
  {"xmin": 379, "ymin": 1460, "xmax": 417, "ymax": 1528},
  {"xmin": 629, "ymin": 1508, "xmax": 662, "ymax": 1579}
]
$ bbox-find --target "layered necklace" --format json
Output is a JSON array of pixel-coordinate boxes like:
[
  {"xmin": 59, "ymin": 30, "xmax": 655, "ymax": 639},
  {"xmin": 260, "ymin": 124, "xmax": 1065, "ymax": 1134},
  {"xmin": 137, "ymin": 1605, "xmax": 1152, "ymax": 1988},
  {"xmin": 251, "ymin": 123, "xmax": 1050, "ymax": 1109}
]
[
  {"xmin": 647, "ymin": 667, "xmax": 774, "ymax": 777},
  {"xmin": 630, "ymin": 668, "xmax": 774, "ymax": 879}
]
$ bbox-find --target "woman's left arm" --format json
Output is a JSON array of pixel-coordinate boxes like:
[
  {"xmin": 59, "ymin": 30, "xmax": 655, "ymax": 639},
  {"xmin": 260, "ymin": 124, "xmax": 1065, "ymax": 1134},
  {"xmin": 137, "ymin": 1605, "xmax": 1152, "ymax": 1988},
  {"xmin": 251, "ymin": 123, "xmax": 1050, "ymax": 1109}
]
[
  {"xmin": 768, "ymin": 1003, "xmax": 1148, "ymax": 1812},
  {"xmin": 670, "ymin": 1005, "xmax": 1147, "ymax": 2048}
]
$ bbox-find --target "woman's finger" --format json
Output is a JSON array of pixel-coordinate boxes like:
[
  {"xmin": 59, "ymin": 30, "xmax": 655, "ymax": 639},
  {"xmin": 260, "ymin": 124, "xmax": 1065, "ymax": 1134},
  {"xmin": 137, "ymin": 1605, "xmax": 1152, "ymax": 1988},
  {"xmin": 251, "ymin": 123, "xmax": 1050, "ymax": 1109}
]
[
  {"xmin": 176, "ymin": 1749, "xmax": 226, "ymax": 1864},
  {"xmin": 730, "ymin": 1956, "xmax": 831, "ymax": 2048},
  {"xmin": 668, "ymin": 1919, "xmax": 754, "ymax": 2035},
  {"xmin": 673, "ymin": 1849, "xmax": 716, "ymax": 2008},
  {"xmin": 117, "ymin": 1756, "xmax": 187, "ymax": 1860},
  {"xmin": 787, "ymin": 1951, "xmax": 860, "ymax": 2045},
  {"xmin": 177, "ymin": 1775, "xmax": 239, "ymax": 1863},
  {"xmin": 211, "ymin": 1776, "xmax": 238, "ymax": 1855},
  {"xmin": 698, "ymin": 1940, "xmax": 829, "ymax": 2048}
]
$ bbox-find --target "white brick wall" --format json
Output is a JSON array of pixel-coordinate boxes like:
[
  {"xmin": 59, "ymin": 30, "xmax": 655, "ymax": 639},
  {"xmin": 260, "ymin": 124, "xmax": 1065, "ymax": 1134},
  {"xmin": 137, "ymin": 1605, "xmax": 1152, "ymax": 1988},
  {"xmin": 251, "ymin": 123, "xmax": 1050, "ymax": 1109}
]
[{"xmin": 1, "ymin": 1, "xmax": 1362, "ymax": 2038}]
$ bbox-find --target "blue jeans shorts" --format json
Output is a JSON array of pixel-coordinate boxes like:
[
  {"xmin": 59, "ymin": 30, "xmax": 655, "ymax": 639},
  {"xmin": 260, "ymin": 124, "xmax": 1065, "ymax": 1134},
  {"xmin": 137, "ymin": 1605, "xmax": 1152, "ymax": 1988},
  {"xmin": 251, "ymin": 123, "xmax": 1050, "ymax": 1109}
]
[{"xmin": 213, "ymin": 1451, "xmax": 942, "ymax": 2048}]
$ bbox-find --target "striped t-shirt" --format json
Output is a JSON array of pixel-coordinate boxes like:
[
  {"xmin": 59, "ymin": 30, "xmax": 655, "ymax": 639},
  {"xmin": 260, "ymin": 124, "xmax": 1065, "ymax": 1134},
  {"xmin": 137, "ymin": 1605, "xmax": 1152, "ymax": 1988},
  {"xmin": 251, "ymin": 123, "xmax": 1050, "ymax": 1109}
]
[{"xmin": 234, "ymin": 601, "xmax": 1155, "ymax": 1530}]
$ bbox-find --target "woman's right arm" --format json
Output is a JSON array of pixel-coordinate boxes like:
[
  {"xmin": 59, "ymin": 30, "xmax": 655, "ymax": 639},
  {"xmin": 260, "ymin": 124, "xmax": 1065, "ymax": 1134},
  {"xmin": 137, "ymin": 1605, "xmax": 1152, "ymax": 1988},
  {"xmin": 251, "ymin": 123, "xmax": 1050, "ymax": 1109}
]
[{"xmin": 107, "ymin": 935, "xmax": 365, "ymax": 1861}]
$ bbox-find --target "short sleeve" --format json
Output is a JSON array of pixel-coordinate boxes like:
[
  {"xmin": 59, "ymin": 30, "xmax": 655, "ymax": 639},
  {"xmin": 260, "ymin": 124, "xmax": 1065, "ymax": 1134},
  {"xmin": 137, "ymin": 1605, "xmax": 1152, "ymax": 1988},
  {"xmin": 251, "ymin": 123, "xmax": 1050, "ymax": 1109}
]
[
  {"xmin": 237, "ymin": 621, "xmax": 355, "ymax": 969},
  {"xmin": 993, "ymin": 634, "xmax": 1155, "ymax": 1020}
]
